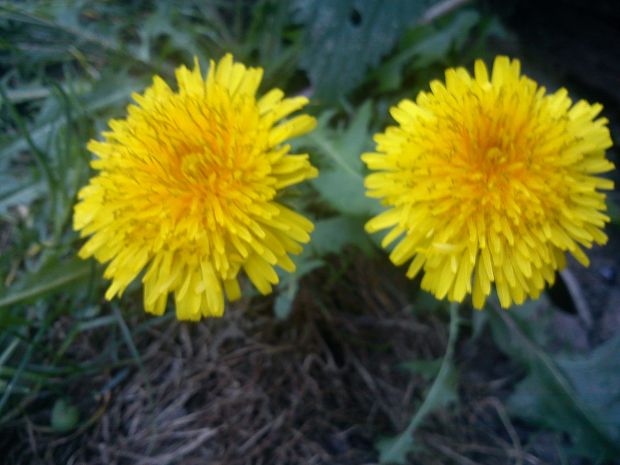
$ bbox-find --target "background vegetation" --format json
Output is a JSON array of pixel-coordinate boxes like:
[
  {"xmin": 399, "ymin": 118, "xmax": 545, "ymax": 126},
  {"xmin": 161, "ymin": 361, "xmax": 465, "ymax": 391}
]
[{"xmin": 1, "ymin": 0, "xmax": 619, "ymax": 464}]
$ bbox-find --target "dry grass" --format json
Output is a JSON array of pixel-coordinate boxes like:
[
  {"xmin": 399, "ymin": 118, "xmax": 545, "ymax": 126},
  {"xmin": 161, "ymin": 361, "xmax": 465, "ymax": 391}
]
[{"xmin": 2, "ymin": 256, "xmax": 550, "ymax": 465}]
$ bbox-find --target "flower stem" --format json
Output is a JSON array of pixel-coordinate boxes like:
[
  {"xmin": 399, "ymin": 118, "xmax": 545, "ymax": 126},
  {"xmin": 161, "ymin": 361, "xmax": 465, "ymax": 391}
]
[{"xmin": 379, "ymin": 301, "xmax": 460, "ymax": 463}]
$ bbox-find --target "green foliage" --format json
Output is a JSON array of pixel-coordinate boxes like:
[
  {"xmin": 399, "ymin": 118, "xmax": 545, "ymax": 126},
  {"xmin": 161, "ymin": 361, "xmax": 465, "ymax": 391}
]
[
  {"xmin": 375, "ymin": 9, "xmax": 482, "ymax": 93},
  {"xmin": 490, "ymin": 307, "xmax": 620, "ymax": 462},
  {"xmin": 273, "ymin": 101, "xmax": 380, "ymax": 320},
  {"xmin": 301, "ymin": 101, "xmax": 380, "ymax": 217},
  {"xmin": 51, "ymin": 398, "xmax": 79, "ymax": 432},
  {"xmin": 273, "ymin": 216, "xmax": 372, "ymax": 320},
  {"xmin": 0, "ymin": 256, "xmax": 93, "ymax": 308},
  {"xmin": 293, "ymin": 0, "xmax": 439, "ymax": 100},
  {"xmin": 0, "ymin": 0, "xmax": 245, "ymax": 429},
  {"xmin": 310, "ymin": 217, "xmax": 372, "ymax": 256}
]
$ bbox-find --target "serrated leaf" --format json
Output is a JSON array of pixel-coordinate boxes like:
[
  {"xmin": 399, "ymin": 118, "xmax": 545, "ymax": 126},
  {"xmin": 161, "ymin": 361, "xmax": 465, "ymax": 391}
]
[
  {"xmin": 336, "ymin": 103, "xmax": 372, "ymax": 172},
  {"xmin": 491, "ymin": 310, "xmax": 620, "ymax": 462},
  {"xmin": 557, "ymin": 337, "xmax": 620, "ymax": 443},
  {"xmin": 304, "ymin": 102, "xmax": 379, "ymax": 216},
  {"xmin": 293, "ymin": 0, "xmax": 438, "ymax": 99},
  {"xmin": 375, "ymin": 9, "xmax": 480, "ymax": 92},
  {"xmin": 314, "ymin": 101, "xmax": 372, "ymax": 171},
  {"xmin": 311, "ymin": 216, "xmax": 372, "ymax": 255},
  {"xmin": 410, "ymin": 10, "xmax": 480, "ymax": 68},
  {"xmin": 312, "ymin": 172, "xmax": 370, "ymax": 216}
]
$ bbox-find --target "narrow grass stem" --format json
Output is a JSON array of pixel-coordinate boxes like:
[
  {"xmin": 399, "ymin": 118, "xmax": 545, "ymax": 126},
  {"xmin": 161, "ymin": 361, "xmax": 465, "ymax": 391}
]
[
  {"xmin": 0, "ymin": 84, "xmax": 58, "ymax": 201},
  {"xmin": 0, "ymin": 318, "xmax": 49, "ymax": 418}
]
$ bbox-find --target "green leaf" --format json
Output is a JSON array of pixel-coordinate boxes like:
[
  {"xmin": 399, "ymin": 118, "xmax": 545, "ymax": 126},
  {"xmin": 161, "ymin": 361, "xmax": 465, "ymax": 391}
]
[
  {"xmin": 556, "ymin": 337, "xmax": 620, "ymax": 448},
  {"xmin": 0, "ymin": 181, "xmax": 46, "ymax": 215},
  {"xmin": 312, "ymin": 172, "xmax": 369, "ymax": 216},
  {"xmin": 410, "ymin": 10, "xmax": 480, "ymax": 68},
  {"xmin": 470, "ymin": 307, "xmax": 489, "ymax": 340},
  {"xmin": 314, "ymin": 102, "xmax": 371, "ymax": 172},
  {"xmin": 0, "ymin": 256, "xmax": 94, "ymax": 308},
  {"xmin": 303, "ymin": 102, "xmax": 379, "ymax": 216},
  {"xmin": 376, "ymin": 435, "xmax": 421, "ymax": 465},
  {"xmin": 274, "ymin": 279, "xmax": 299, "ymax": 320},
  {"xmin": 489, "ymin": 301, "xmax": 550, "ymax": 356},
  {"xmin": 292, "ymin": 0, "xmax": 439, "ymax": 99},
  {"xmin": 273, "ymin": 251, "xmax": 323, "ymax": 320},
  {"xmin": 51, "ymin": 398, "xmax": 79, "ymax": 432},
  {"xmin": 311, "ymin": 217, "xmax": 372, "ymax": 255},
  {"xmin": 491, "ymin": 310, "xmax": 620, "ymax": 462},
  {"xmin": 0, "ymin": 74, "xmax": 142, "ymax": 163},
  {"xmin": 375, "ymin": 9, "xmax": 480, "ymax": 93}
]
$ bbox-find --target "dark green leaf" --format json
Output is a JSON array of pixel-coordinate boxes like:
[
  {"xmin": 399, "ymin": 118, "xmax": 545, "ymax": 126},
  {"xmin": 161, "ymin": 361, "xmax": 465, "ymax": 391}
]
[
  {"xmin": 409, "ymin": 10, "xmax": 480, "ymax": 68},
  {"xmin": 274, "ymin": 279, "xmax": 299, "ymax": 320},
  {"xmin": 0, "ymin": 256, "xmax": 94, "ymax": 308},
  {"xmin": 375, "ymin": 9, "xmax": 480, "ymax": 92},
  {"xmin": 293, "ymin": 0, "xmax": 438, "ymax": 99},
  {"xmin": 0, "ymin": 181, "xmax": 46, "ymax": 215},
  {"xmin": 491, "ymin": 310, "xmax": 620, "ymax": 462},
  {"xmin": 273, "ymin": 253, "xmax": 322, "ymax": 320},
  {"xmin": 376, "ymin": 435, "xmax": 422, "ymax": 465},
  {"xmin": 51, "ymin": 398, "xmax": 79, "ymax": 432},
  {"xmin": 0, "ymin": 74, "xmax": 142, "ymax": 162},
  {"xmin": 312, "ymin": 172, "xmax": 370, "ymax": 216},
  {"xmin": 311, "ymin": 217, "xmax": 372, "ymax": 255},
  {"xmin": 303, "ymin": 102, "xmax": 380, "ymax": 216}
]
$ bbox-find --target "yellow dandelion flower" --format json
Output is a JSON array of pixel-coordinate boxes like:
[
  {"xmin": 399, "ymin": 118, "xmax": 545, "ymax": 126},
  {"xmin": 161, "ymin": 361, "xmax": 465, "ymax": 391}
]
[
  {"xmin": 74, "ymin": 54, "xmax": 318, "ymax": 320},
  {"xmin": 363, "ymin": 56, "xmax": 614, "ymax": 309}
]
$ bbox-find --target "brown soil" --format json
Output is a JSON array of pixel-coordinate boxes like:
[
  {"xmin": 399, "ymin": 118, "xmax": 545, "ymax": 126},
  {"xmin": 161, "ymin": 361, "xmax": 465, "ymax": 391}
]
[{"xmin": 1, "ymin": 255, "xmax": 546, "ymax": 465}]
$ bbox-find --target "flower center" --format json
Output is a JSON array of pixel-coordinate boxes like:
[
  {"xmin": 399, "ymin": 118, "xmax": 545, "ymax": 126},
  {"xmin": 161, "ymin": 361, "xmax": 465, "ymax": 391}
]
[
  {"xmin": 180, "ymin": 151, "xmax": 242, "ymax": 196},
  {"xmin": 485, "ymin": 146, "xmax": 505, "ymax": 163}
]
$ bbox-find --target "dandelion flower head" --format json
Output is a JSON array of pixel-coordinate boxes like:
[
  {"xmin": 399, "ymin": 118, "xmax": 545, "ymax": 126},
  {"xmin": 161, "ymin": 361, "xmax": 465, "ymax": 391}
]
[
  {"xmin": 363, "ymin": 56, "xmax": 614, "ymax": 309},
  {"xmin": 74, "ymin": 54, "xmax": 318, "ymax": 320}
]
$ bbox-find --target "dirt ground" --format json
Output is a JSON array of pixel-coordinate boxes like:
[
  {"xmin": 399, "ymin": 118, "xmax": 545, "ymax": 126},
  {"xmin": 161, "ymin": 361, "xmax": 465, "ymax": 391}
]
[
  {"xmin": 0, "ymin": 255, "xmax": 546, "ymax": 465},
  {"xmin": 3, "ymin": 225, "xmax": 619, "ymax": 465}
]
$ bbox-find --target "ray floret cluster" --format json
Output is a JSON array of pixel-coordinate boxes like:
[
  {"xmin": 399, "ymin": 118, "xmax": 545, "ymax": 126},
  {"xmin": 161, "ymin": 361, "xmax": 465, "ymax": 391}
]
[
  {"xmin": 363, "ymin": 56, "xmax": 614, "ymax": 309},
  {"xmin": 74, "ymin": 54, "xmax": 317, "ymax": 320}
]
